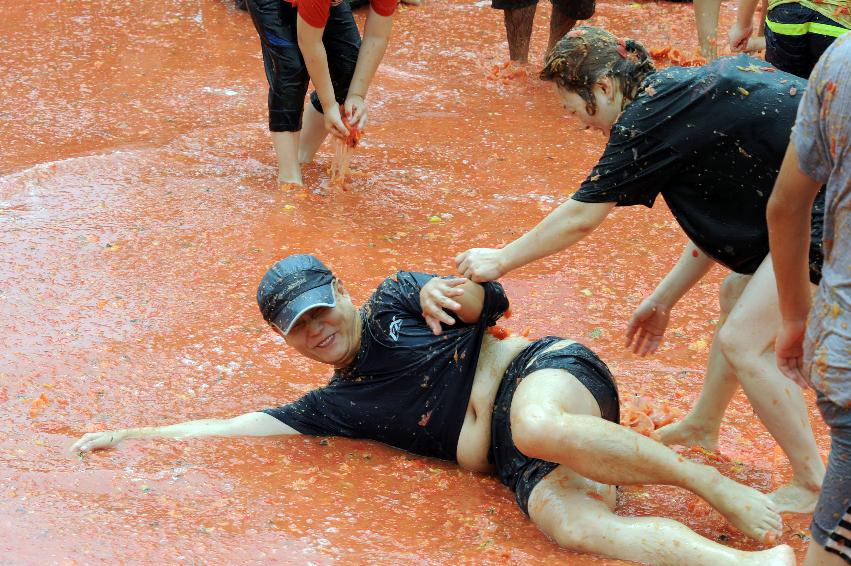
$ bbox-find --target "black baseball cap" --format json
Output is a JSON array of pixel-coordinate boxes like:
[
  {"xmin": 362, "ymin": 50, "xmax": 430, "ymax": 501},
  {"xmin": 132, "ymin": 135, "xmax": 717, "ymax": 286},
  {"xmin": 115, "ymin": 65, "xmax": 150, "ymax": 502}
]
[{"xmin": 256, "ymin": 254, "xmax": 336, "ymax": 335}]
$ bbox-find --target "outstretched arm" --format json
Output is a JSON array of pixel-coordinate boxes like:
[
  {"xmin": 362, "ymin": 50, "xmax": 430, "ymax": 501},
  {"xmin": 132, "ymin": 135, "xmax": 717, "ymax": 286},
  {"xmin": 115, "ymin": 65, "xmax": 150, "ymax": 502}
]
[
  {"xmin": 767, "ymin": 143, "xmax": 821, "ymax": 387},
  {"xmin": 70, "ymin": 411, "xmax": 300, "ymax": 454},
  {"xmin": 455, "ymin": 199, "xmax": 615, "ymax": 282},
  {"xmin": 626, "ymin": 240, "xmax": 715, "ymax": 356}
]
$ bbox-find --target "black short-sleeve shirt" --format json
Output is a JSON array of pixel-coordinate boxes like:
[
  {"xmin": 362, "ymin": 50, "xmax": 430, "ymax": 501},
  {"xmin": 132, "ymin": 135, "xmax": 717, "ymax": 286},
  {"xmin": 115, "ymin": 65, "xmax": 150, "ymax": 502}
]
[
  {"xmin": 573, "ymin": 55, "xmax": 824, "ymax": 275},
  {"xmin": 262, "ymin": 272, "xmax": 509, "ymax": 461}
]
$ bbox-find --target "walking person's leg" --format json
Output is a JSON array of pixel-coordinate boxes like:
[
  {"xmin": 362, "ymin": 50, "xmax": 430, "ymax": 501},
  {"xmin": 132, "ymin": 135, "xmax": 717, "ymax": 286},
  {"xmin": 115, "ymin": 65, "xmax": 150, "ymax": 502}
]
[
  {"xmin": 657, "ymin": 273, "xmax": 750, "ymax": 449},
  {"xmin": 246, "ymin": 0, "xmax": 310, "ymax": 185},
  {"xmin": 493, "ymin": 0, "xmax": 539, "ymax": 63},
  {"xmin": 718, "ymin": 255, "xmax": 825, "ymax": 513}
]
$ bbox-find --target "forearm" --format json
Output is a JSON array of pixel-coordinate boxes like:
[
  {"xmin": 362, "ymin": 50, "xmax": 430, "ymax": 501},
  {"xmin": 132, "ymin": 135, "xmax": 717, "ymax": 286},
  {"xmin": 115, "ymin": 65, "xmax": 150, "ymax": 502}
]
[
  {"xmin": 736, "ymin": 0, "xmax": 760, "ymax": 26},
  {"xmin": 452, "ymin": 279, "xmax": 485, "ymax": 323},
  {"xmin": 649, "ymin": 241, "xmax": 715, "ymax": 307},
  {"xmin": 769, "ymin": 217, "xmax": 812, "ymax": 322},
  {"xmin": 297, "ymin": 21, "xmax": 337, "ymax": 109},
  {"xmin": 767, "ymin": 153, "xmax": 819, "ymax": 322},
  {"xmin": 348, "ymin": 10, "xmax": 393, "ymax": 98},
  {"xmin": 500, "ymin": 199, "xmax": 615, "ymax": 273},
  {"xmin": 120, "ymin": 412, "xmax": 298, "ymax": 441}
]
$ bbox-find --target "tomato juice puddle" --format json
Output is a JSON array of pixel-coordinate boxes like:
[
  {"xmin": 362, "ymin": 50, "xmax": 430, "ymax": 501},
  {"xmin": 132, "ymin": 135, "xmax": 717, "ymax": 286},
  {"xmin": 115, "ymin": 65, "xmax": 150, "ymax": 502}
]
[{"xmin": 0, "ymin": 0, "xmax": 829, "ymax": 564}]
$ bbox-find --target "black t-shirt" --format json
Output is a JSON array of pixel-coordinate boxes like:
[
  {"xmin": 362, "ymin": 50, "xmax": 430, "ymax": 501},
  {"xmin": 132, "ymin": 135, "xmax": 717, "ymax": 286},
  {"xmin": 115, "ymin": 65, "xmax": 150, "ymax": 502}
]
[
  {"xmin": 572, "ymin": 55, "xmax": 824, "ymax": 274},
  {"xmin": 262, "ymin": 272, "xmax": 510, "ymax": 461}
]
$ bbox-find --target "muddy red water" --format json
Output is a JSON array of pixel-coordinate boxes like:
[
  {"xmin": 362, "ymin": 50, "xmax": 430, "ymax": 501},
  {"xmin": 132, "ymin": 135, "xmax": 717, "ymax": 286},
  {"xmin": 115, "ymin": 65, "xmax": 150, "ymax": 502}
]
[{"xmin": 0, "ymin": 1, "xmax": 830, "ymax": 564}]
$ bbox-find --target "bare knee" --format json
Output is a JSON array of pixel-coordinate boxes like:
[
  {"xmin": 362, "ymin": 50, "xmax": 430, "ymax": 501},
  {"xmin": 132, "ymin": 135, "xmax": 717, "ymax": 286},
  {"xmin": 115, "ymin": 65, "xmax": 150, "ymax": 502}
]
[
  {"xmin": 511, "ymin": 403, "xmax": 570, "ymax": 457},
  {"xmin": 719, "ymin": 273, "xmax": 750, "ymax": 316},
  {"xmin": 551, "ymin": 519, "xmax": 594, "ymax": 551},
  {"xmin": 717, "ymin": 320, "xmax": 745, "ymax": 367},
  {"xmin": 717, "ymin": 317, "xmax": 767, "ymax": 378}
]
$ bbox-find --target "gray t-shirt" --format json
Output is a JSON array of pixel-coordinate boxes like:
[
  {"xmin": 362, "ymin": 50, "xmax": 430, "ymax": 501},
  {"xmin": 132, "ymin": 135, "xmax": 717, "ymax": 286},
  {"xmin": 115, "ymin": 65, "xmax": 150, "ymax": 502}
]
[{"xmin": 793, "ymin": 34, "xmax": 851, "ymax": 407}]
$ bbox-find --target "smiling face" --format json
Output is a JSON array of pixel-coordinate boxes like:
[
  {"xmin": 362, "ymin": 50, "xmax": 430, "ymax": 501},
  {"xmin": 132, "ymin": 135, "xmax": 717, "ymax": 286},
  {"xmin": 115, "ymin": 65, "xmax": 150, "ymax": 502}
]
[
  {"xmin": 275, "ymin": 282, "xmax": 362, "ymax": 368},
  {"xmin": 555, "ymin": 78, "xmax": 623, "ymax": 136}
]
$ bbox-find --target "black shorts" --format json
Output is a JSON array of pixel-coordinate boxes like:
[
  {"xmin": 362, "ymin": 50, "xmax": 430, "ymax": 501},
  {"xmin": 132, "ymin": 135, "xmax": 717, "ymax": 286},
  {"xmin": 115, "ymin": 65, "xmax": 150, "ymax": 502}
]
[
  {"xmin": 491, "ymin": 0, "xmax": 595, "ymax": 21},
  {"xmin": 808, "ymin": 188, "xmax": 825, "ymax": 285},
  {"xmin": 765, "ymin": 3, "xmax": 849, "ymax": 79},
  {"xmin": 489, "ymin": 337, "xmax": 620, "ymax": 515},
  {"xmin": 246, "ymin": 0, "xmax": 361, "ymax": 132}
]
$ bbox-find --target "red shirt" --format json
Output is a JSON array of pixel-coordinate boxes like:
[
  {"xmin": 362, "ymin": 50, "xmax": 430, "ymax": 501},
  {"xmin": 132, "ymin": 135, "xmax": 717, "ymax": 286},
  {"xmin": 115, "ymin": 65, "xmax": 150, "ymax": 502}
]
[{"xmin": 294, "ymin": 0, "xmax": 397, "ymax": 28}]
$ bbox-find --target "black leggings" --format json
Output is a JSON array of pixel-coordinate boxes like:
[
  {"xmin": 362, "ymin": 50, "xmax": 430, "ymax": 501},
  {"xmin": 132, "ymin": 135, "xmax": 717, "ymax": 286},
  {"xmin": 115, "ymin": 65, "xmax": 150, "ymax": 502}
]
[
  {"xmin": 489, "ymin": 337, "xmax": 620, "ymax": 515},
  {"xmin": 246, "ymin": 0, "xmax": 362, "ymax": 132}
]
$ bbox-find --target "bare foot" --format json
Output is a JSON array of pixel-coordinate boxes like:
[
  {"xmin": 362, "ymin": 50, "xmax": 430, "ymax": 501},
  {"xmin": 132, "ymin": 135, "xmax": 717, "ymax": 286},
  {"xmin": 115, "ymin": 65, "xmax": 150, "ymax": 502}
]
[
  {"xmin": 769, "ymin": 481, "xmax": 820, "ymax": 513},
  {"xmin": 656, "ymin": 418, "xmax": 719, "ymax": 450},
  {"xmin": 701, "ymin": 469, "xmax": 783, "ymax": 541},
  {"xmin": 746, "ymin": 545, "xmax": 795, "ymax": 566}
]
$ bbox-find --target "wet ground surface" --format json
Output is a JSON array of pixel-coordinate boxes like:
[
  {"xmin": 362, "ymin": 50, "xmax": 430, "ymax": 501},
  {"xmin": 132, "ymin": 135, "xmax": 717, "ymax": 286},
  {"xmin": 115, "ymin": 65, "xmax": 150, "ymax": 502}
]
[{"xmin": 0, "ymin": 0, "xmax": 829, "ymax": 564}]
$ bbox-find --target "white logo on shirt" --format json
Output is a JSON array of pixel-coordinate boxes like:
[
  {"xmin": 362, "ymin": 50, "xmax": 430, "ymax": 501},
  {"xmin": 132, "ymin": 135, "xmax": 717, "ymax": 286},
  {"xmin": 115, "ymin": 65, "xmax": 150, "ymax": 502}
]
[{"xmin": 389, "ymin": 316, "xmax": 402, "ymax": 341}]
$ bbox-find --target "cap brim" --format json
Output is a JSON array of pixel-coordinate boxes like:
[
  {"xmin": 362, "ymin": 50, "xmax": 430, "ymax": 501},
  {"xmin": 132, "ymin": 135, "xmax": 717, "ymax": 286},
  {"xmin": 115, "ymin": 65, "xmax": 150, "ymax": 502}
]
[{"xmin": 271, "ymin": 283, "xmax": 337, "ymax": 335}]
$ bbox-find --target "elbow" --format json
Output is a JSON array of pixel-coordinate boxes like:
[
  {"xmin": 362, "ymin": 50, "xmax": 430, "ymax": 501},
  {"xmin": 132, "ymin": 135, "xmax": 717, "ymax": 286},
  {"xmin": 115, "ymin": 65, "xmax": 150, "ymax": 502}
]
[
  {"xmin": 571, "ymin": 218, "xmax": 600, "ymax": 238},
  {"xmin": 766, "ymin": 192, "xmax": 786, "ymax": 229}
]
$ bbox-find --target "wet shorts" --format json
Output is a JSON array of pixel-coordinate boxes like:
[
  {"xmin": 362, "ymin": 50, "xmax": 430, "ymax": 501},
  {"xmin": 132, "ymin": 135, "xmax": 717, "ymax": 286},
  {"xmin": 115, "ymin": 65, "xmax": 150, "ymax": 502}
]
[
  {"xmin": 246, "ymin": 0, "xmax": 361, "ymax": 132},
  {"xmin": 811, "ymin": 392, "xmax": 851, "ymax": 564},
  {"xmin": 808, "ymin": 189, "xmax": 826, "ymax": 284},
  {"xmin": 765, "ymin": 3, "xmax": 849, "ymax": 79},
  {"xmin": 491, "ymin": 0, "xmax": 595, "ymax": 21},
  {"xmin": 489, "ymin": 337, "xmax": 620, "ymax": 515}
]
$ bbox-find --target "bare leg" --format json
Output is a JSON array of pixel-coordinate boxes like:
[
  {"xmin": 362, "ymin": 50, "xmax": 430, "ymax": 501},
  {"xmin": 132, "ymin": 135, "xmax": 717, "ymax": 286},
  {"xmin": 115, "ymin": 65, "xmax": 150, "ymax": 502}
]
[
  {"xmin": 511, "ymin": 361, "xmax": 783, "ymax": 541},
  {"xmin": 271, "ymin": 130, "xmax": 303, "ymax": 185},
  {"xmin": 546, "ymin": 5, "xmax": 576, "ymax": 58},
  {"xmin": 503, "ymin": 5, "xmax": 536, "ymax": 63},
  {"xmin": 757, "ymin": 0, "xmax": 767, "ymax": 35},
  {"xmin": 529, "ymin": 466, "xmax": 795, "ymax": 566},
  {"xmin": 657, "ymin": 273, "xmax": 750, "ymax": 450},
  {"xmin": 298, "ymin": 103, "xmax": 329, "ymax": 166},
  {"xmin": 718, "ymin": 255, "xmax": 824, "ymax": 513},
  {"xmin": 803, "ymin": 542, "xmax": 848, "ymax": 566},
  {"xmin": 694, "ymin": 0, "xmax": 722, "ymax": 59}
]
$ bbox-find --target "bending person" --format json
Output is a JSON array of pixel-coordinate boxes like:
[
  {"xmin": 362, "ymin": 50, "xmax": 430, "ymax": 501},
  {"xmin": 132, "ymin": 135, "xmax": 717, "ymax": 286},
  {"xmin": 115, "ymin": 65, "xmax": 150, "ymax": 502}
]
[
  {"xmin": 245, "ymin": 0, "xmax": 396, "ymax": 186},
  {"xmin": 73, "ymin": 254, "xmax": 792, "ymax": 566},
  {"xmin": 456, "ymin": 26, "xmax": 825, "ymax": 513}
]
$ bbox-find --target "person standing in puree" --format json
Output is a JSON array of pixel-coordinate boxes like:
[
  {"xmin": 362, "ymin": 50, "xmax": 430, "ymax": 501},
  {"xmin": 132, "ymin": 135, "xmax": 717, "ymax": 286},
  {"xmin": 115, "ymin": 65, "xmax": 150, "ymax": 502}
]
[
  {"xmin": 245, "ymin": 0, "xmax": 397, "ymax": 187},
  {"xmin": 769, "ymin": 35, "xmax": 851, "ymax": 566},
  {"xmin": 456, "ymin": 26, "xmax": 826, "ymax": 513}
]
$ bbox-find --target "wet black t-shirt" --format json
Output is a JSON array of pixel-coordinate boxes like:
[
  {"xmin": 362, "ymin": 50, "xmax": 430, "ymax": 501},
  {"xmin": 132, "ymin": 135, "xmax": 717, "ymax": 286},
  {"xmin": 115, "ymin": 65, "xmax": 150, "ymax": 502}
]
[
  {"xmin": 262, "ymin": 272, "xmax": 509, "ymax": 461},
  {"xmin": 572, "ymin": 55, "xmax": 824, "ymax": 275}
]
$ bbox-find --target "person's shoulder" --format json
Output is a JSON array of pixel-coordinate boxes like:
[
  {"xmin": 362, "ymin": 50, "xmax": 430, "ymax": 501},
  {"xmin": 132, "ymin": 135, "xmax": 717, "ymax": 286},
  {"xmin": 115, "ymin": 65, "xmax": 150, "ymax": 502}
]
[
  {"xmin": 811, "ymin": 34, "xmax": 851, "ymax": 89},
  {"xmin": 619, "ymin": 68, "xmax": 698, "ymax": 125},
  {"xmin": 820, "ymin": 33, "xmax": 851, "ymax": 69}
]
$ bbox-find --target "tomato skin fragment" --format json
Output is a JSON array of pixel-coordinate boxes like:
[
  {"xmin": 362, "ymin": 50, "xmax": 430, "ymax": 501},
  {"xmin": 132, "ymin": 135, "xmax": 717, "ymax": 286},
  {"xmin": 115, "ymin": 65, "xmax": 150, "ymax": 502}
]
[{"xmin": 487, "ymin": 325, "xmax": 511, "ymax": 340}]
